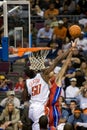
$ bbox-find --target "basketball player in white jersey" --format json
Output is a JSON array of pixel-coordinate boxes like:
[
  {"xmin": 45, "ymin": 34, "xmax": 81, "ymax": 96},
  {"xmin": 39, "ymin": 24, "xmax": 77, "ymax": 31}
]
[{"xmin": 24, "ymin": 43, "xmax": 76, "ymax": 130}]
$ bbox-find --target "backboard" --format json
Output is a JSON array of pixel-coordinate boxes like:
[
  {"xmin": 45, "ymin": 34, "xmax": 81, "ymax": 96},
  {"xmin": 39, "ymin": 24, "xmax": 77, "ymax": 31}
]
[{"xmin": 0, "ymin": 1, "xmax": 31, "ymax": 47}]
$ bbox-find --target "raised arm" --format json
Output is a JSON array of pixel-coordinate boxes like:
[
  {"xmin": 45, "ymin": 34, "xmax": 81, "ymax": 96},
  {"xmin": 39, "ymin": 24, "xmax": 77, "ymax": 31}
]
[
  {"xmin": 42, "ymin": 48, "xmax": 71, "ymax": 83},
  {"xmin": 42, "ymin": 41, "xmax": 77, "ymax": 82},
  {"xmin": 55, "ymin": 51, "xmax": 72, "ymax": 86}
]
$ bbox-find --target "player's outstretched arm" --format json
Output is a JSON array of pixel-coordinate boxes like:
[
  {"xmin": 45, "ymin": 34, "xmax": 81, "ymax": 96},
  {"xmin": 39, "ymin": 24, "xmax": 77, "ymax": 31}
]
[
  {"xmin": 55, "ymin": 51, "xmax": 72, "ymax": 87},
  {"xmin": 42, "ymin": 43, "xmax": 75, "ymax": 83}
]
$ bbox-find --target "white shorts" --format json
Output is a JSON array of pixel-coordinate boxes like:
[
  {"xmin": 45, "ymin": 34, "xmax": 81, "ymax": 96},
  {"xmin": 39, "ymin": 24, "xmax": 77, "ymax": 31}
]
[
  {"xmin": 29, "ymin": 102, "xmax": 45, "ymax": 122},
  {"xmin": 29, "ymin": 103, "xmax": 45, "ymax": 130}
]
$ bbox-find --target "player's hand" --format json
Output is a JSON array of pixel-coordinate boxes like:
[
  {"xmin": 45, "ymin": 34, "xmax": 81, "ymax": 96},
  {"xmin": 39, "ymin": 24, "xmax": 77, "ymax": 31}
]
[
  {"xmin": 71, "ymin": 41, "xmax": 77, "ymax": 48},
  {"xmin": 69, "ymin": 41, "xmax": 77, "ymax": 52}
]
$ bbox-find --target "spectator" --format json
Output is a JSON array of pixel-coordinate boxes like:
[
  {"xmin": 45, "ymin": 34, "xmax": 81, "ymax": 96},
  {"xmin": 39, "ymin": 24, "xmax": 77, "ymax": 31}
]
[
  {"xmin": 58, "ymin": 96, "xmax": 67, "ymax": 108},
  {"xmin": 63, "ymin": 56, "xmax": 83, "ymax": 88},
  {"xmin": 65, "ymin": 78, "xmax": 79, "ymax": 98},
  {"xmin": 34, "ymin": 5, "xmax": 44, "ymax": 18},
  {"xmin": 36, "ymin": 23, "xmax": 53, "ymax": 47},
  {"xmin": 76, "ymin": 32, "xmax": 87, "ymax": 57},
  {"xmin": 57, "ymin": 106, "xmax": 69, "ymax": 130},
  {"xmin": 75, "ymin": 4, "xmax": 83, "ymax": 15},
  {"xmin": 30, "ymin": 0, "xmax": 37, "ymax": 16},
  {"xmin": 62, "ymin": 38, "xmax": 71, "ymax": 51},
  {"xmin": 60, "ymin": 4, "xmax": 69, "ymax": 15},
  {"xmin": 80, "ymin": 62, "xmax": 87, "ymax": 79},
  {"xmin": 63, "ymin": 123, "xmax": 73, "ymax": 130},
  {"xmin": 39, "ymin": 115, "xmax": 56, "ymax": 130},
  {"xmin": 47, "ymin": 42, "xmax": 59, "ymax": 60},
  {"xmin": 76, "ymin": 122, "xmax": 87, "ymax": 130},
  {"xmin": 14, "ymin": 76, "xmax": 25, "ymax": 92},
  {"xmin": 65, "ymin": 0, "xmax": 76, "ymax": 14},
  {"xmin": 64, "ymin": 59, "xmax": 76, "ymax": 89},
  {"xmin": 39, "ymin": 115, "xmax": 48, "ymax": 130},
  {"xmin": 44, "ymin": 14, "xmax": 55, "ymax": 27},
  {"xmin": 54, "ymin": 0, "xmax": 62, "ymax": 9},
  {"xmin": 53, "ymin": 20, "xmax": 67, "ymax": 49},
  {"xmin": 0, "ymin": 75, "xmax": 10, "ymax": 92},
  {"xmin": 72, "ymin": 47, "xmax": 85, "ymax": 68},
  {"xmin": 82, "ymin": 80, "xmax": 87, "ymax": 89},
  {"xmin": 50, "ymin": 16, "xmax": 59, "ymax": 29},
  {"xmin": 0, "ymin": 121, "xmax": 5, "ymax": 130},
  {"xmin": 0, "ymin": 91, "xmax": 20, "ymax": 109},
  {"xmin": 68, "ymin": 100, "xmax": 78, "ymax": 116},
  {"xmin": 83, "ymin": 23, "xmax": 87, "ymax": 38},
  {"xmin": 75, "ymin": 68, "xmax": 86, "ymax": 88},
  {"xmin": 44, "ymin": 3, "xmax": 59, "ymax": 19},
  {"xmin": 0, "ymin": 101, "xmax": 20, "ymax": 130},
  {"xmin": 18, "ymin": 102, "xmax": 33, "ymax": 130},
  {"xmin": 75, "ymin": 82, "xmax": 87, "ymax": 109},
  {"xmin": 38, "ymin": 0, "xmax": 50, "ymax": 11},
  {"xmin": 67, "ymin": 107, "xmax": 87, "ymax": 130},
  {"xmin": 61, "ymin": 0, "xmax": 76, "ymax": 15},
  {"xmin": 71, "ymin": 57, "xmax": 81, "ymax": 67},
  {"xmin": 83, "ymin": 107, "xmax": 87, "ymax": 116},
  {"xmin": 59, "ymin": 107, "xmax": 69, "ymax": 124},
  {"xmin": 78, "ymin": 0, "xmax": 87, "ymax": 14}
]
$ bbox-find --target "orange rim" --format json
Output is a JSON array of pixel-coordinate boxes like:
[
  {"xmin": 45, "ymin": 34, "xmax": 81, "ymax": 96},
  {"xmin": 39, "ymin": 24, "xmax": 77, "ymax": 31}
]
[{"xmin": 17, "ymin": 47, "xmax": 51, "ymax": 57}]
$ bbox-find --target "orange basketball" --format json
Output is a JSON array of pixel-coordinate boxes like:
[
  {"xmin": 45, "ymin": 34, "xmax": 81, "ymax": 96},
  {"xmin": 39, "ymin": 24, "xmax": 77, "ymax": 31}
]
[{"xmin": 69, "ymin": 25, "xmax": 81, "ymax": 38}]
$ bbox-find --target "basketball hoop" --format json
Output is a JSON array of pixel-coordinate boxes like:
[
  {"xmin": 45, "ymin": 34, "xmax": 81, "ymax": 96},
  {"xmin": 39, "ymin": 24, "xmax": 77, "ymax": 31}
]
[{"xmin": 28, "ymin": 48, "xmax": 51, "ymax": 71}]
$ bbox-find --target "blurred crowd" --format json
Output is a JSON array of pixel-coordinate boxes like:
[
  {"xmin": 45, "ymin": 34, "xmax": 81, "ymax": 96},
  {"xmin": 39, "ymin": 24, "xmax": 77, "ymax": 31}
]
[
  {"xmin": 0, "ymin": 0, "xmax": 87, "ymax": 130},
  {"xmin": 29, "ymin": 0, "xmax": 87, "ymax": 16}
]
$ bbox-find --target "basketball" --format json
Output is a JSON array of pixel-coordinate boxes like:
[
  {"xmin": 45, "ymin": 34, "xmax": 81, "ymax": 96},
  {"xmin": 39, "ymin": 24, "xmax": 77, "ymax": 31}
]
[{"xmin": 69, "ymin": 25, "xmax": 81, "ymax": 38}]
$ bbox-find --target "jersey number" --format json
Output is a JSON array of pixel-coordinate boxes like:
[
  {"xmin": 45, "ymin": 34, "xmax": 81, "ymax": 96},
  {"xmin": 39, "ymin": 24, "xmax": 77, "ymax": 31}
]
[{"xmin": 32, "ymin": 84, "xmax": 41, "ymax": 96}]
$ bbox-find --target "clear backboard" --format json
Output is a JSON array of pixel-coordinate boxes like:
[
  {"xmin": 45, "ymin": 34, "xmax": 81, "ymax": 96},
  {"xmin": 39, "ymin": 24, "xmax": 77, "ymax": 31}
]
[
  {"xmin": 0, "ymin": 1, "xmax": 30, "ymax": 48},
  {"xmin": 14, "ymin": 27, "xmax": 23, "ymax": 48}
]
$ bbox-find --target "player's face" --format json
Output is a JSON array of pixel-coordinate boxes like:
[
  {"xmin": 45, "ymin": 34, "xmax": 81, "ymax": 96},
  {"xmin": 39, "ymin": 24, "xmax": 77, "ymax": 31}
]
[{"xmin": 49, "ymin": 71, "xmax": 54, "ymax": 78}]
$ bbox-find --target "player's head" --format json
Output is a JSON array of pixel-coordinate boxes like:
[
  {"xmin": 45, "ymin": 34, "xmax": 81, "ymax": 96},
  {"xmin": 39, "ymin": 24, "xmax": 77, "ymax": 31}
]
[{"xmin": 24, "ymin": 67, "xmax": 36, "ymax": 79}]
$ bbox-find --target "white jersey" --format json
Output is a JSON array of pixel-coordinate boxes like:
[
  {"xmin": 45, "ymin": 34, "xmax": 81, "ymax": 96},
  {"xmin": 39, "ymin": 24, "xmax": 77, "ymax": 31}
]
[{"xmin": 26, "ymin": 73, "xmax": 50, "ymax": 104}]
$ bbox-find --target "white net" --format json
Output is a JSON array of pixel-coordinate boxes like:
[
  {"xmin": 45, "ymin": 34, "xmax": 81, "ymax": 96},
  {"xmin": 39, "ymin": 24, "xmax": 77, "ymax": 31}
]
[{"xmin": 28, "ymin": 50, "xmax": 50, "ymax": 71}]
